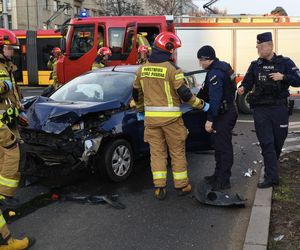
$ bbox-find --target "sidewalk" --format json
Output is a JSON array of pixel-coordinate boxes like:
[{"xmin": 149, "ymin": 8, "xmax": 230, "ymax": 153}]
[{"xmin": 243, "ymin": 167, "xmax": 272, "ymax": 250}]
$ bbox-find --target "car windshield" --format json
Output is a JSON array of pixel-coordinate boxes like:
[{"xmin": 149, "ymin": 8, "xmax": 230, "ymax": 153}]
[{"xmin": 50, "ymin": 72, "xmax": 135, "ymax": 102}]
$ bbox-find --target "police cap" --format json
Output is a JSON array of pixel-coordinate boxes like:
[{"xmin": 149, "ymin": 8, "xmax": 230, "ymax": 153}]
[
  {"xmin": 197, "ymin": 45, "xmax": 216, "ymax": 60},
  {"xmin": 257, "ymin": 32, "xmax": 273, "ymax": 44}
]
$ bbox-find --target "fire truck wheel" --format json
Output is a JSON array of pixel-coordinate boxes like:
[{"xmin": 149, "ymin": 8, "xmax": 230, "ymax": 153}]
[{"xmin": 236, "ymin": 92, "xmax": 252, "ymax": 114}]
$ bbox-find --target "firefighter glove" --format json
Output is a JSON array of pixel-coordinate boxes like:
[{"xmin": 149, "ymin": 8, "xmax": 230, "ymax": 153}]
[
  {"xmin": 202, "ymin": 102, "xmax": 210, "ymax": 112},
  {"xmin": 18, "ymin": 111, "xmax": 29, "ymax": 126},
  {"xmin": 136, "ymin": 112, "xmax": 144, "ymax": 121},
  {"xmin": 3, "ymin": 80, "xmax": 13, "ymax": 93}
]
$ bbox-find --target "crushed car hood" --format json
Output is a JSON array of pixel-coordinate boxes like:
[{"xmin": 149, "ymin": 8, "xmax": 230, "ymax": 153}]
[{"xmin": 26, "ymin": 96, "xmax": 122, "ymax": 134}]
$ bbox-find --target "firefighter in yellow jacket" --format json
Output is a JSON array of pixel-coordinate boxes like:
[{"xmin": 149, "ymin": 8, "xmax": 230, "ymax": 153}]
[
  {"xmin": 0, "ymin": 28, "xmax": 34, "ymax": 250},
  {"xmin": 133, "ymin": 32, "xmax": 209, "ymax": 200}
]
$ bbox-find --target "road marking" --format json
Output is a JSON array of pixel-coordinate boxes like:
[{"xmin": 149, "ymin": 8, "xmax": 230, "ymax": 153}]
[{"xmin": 237, "ymin": 120, "xmax": 254, "ymax": 123}]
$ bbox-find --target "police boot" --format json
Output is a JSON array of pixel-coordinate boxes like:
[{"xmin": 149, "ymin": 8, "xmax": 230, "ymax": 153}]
[
  {"xmin": 0, "ymin": 236, "xmax": 35, "ymax": 250},
  {"xmin": 176, "ymin": 184, "xmax": 192, "ymax": 196},
  {"xmin": 154, "ymin": 187, "xmax": 167, "ymax": 200},
  {"xmin": 0, "ymin": 196, "xmax": 19, "ymax": 207}
]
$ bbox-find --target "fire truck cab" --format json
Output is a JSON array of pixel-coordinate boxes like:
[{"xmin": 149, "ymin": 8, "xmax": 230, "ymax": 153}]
[{"xmin": 57, "ymin": 15, "xmax": 174, "ymax": 83}]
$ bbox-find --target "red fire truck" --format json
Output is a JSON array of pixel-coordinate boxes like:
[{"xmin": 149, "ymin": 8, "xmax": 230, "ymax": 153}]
[{"xmin": 56, "ymin": 14, "xmax": 300, "ymax": 113}]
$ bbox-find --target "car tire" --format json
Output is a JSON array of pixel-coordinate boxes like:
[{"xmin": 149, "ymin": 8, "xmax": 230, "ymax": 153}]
[
  {"xmin": 236, "ymin": 92, "xmax": 252, "ymax": 114},
  {"xmin": 99, "ymin": 139, "xmax": 134, "ymax": 182}
]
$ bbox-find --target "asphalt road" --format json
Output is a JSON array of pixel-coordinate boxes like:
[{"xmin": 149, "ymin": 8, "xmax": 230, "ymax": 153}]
[{"xmin": 9, "ymin": 88, "xmax": 300, "ymax": 250}]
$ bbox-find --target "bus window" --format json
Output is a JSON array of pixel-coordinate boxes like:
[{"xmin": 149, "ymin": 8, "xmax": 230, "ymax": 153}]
[
  {"xmin": 70, "ymin": 25, "xmax": 95, "ymax": 59},
  {"xmin": 108, "ymin": 28, "xmax": 124, "ymax": 54},
  {"xmin": 37, "ymin": 38, "xmax": 61, "ymax": 70}
]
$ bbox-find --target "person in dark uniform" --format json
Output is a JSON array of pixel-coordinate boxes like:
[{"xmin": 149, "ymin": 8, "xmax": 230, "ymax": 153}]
[
  {"xmin": 238, "ymin": 32, "xmax": 300, "ymax": 188},
  {"xmin": 197, "ymin": 45, "xmax": 238, "ymax": 191}
]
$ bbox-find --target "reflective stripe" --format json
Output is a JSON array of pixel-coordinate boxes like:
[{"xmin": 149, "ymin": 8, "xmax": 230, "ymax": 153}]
[
  {"xmin": 140, "ymin": 79, "xmax": 144, "ymax": 92},
  {"xmin": 152, "ymin": 171, "xmax": 167, "ymax": 180},
  {"xmin": 0, "ymin": 214, "xmax": 6, "ymax": 228},
  {"xmin": 145, "ymin": 111, "xmax": 182, "ymax": 117},
  {"xmin": 192, "ymin": 98, "xmax": 201, "ymax": 108},
  {"xmin": 175, "ymin": 73, "xmax": 184, "ymax": 80},
  {"xmin": 0, "ymin": 121, "xmax": 3, "ymax": 128},
  {"xmin": 0, "ymin": 175, "xmax": 19, "ymax": 188},
  {"xmin": 145, "ymin": 106, "xmax": 180, "ymax": 112},
  {"xmin": 173, "ymin": 170, "xmax": 188, "ymax": 180},
  {"xmin": 164, "ymin": 81, "xmax": 173, "ymax": 107}
]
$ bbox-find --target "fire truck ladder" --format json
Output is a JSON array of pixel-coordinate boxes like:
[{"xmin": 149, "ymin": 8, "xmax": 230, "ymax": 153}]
[{"xmin": 203, "ymin": 0, "xmax": 219, "ymax": 14}]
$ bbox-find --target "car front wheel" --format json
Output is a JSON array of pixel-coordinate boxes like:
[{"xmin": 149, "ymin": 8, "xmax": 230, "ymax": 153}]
[{"xmin": 99, "ymin": 139, "xmax": 134, "ymax": 182}]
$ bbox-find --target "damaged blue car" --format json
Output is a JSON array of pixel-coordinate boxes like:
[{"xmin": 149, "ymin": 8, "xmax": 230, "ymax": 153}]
[{"xmin": 20, "ymin": 65, "xmax": 211, "ymax": 182}]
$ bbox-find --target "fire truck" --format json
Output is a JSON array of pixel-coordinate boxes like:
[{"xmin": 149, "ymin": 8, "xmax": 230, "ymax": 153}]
[
  {"xmin": 54, "ymin": 14, "xmax": 300, "ymax": 113},
  {"xmin": 12, "ymin": 29, "xmax": 61, "ymax": 85}
]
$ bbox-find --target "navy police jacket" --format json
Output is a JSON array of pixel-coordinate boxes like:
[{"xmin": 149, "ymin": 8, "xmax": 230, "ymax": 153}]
[
  {"xmin": 241, "ymin": 54, "xmax": 300, "ymax": 99},
  {"xmin": 199, "ymin": 58, "xmax": 236, "ymax": 122}
]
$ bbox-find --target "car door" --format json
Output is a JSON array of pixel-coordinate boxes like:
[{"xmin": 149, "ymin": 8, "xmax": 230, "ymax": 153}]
[{"xmin": 182, "ymin": 70, "xmax": 213, "ymax": 151}]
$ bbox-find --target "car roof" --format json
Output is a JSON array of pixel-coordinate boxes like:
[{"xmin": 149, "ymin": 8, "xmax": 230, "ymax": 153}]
[{"xmin": 92, "ymin": 65, "xmax": 140, "ymax": 74}]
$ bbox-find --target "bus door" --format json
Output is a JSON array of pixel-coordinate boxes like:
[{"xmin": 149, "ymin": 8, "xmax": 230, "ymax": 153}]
[
  {"xmin": 121, "ymin": 22, "xmax": 138, "ymax": 65},
  {"xmin": 63, "ymin": 24, "xmax": 96, "ymax": 82}
]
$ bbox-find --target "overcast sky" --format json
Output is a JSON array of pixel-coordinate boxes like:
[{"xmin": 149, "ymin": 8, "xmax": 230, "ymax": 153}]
[{"xmin": 193, "ymin": 0, "xmax": 300, "ymax": 16}]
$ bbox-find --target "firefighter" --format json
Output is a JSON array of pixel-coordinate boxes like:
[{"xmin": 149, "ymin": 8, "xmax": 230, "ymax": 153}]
[
  {"xmin": 92, "ymin": 47, "xmax": 112, "ymax": 70},
  {"xmin": 41, "ymin": 47, "xmax": 62, "ymax": 97},
  {"xmin": 197, "ymin": 45, "xmax": 238, "ymax": 191},
  {"xmin": 137, "ymin": 45, "xmax": 150, "ymax": 64},
  {"xmin": 0, "ymin": 29, "xmax": 34, "ymax": 250},
  {"xmin": 133, "ymin": 32, "xmax": 209, "ymax": 200},
  {"xmin": 238, "ymin": 32, "xmax": 300, "ymax": 188}
]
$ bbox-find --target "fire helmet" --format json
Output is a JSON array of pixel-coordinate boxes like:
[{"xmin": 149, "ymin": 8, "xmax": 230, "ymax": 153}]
[
  {"xmin": 138, "ymin": 45, "xmax": 149, "ymax": 54},
  {"xmin": 0, "ymin": 29, "xmax": 20, "ymax": 49},
  {"xmin": 52, "ymin": 47, "xmax": 61, "ymax": 56},
  {"xmin": 97, "ymin": 47, "xmax": 112, "ymax": 56},
  {"xmin": 154, "ymin": 32, "xmax": 181, "ymax": 53}
]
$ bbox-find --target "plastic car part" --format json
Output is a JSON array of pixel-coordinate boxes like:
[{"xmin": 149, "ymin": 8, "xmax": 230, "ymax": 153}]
[{"xmin": 194, "ymin": 180, "xmax": 246, "ymax": 207}]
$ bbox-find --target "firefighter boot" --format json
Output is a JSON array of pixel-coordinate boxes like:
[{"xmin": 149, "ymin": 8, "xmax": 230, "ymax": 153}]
[
  {"xmin": 176, "ymin": 184, "xmax": 192, "ymax": 196},
  {"xmin": 154, "ymin": 187, "xmax": 167, "ymax": 200},
  {"xmin": 0, "ymin": 236, "xmax": 35, "ymax": 250}
]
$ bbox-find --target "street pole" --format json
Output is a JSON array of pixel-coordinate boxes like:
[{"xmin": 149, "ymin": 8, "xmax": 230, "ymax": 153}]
[{"xmin": 2, "ymin": 0, "xmax": 9, "ymax": 29}]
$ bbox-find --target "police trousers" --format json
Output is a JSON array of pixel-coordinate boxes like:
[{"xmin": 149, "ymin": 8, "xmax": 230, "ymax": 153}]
[
  {"xmin": 0, "ymin": 122, "xmax": 20, "ymax": 197},
  {"xmin": 212, "ymin": 104, "xmax": 238, "ymax": 182},
  {"xmin": 253, "ymin": 105, "xmax": 289, "ymax": 182},
  {"xmin": 144, "ymin": 118, "xmax": 189, "ymax": 188}
]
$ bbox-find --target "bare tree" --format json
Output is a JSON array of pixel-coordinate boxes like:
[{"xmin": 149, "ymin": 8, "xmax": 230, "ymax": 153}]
[
  {"xmin": 194, "ymin": 6, "xmax": 227, "ymax": 16},
  {"xmin": 148, "ymin": 0, "xmax": 185, "ymax": 16},
  {"xmin": 104, "ymin": 0, "xmax": 144, "ymax": 16}
]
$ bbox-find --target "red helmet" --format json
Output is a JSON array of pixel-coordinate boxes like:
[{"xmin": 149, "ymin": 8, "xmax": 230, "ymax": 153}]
[
  {"xmin": 0, "ymin": 29, "xmax": 19, "ymax": 48},
  {"xmin": 154, "ymin": 32, "xmax": 181, "ymax": 53},
  {"xmin": 97, "ymin": 47, "xmax": 112, "ymax": 56},
  {"xmin": 138, "ymin": 45, "xmax": 149, "ymax": 54},
  {"xmin": 52, "ymin": 47, "xmax": 61, "ymax": 56}
]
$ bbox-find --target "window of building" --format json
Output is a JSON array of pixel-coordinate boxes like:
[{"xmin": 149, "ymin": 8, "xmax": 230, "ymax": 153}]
[
  {"xmin": 53, "ymin": 1, "xmax": 60, "ymax": 11},
  {"xmin": 44, "ymin": 0, "xmax": 50, "ymax": 10},
  {"xmin": 74, "ymin": 6, "xmax": 80, "ymax": 14}
]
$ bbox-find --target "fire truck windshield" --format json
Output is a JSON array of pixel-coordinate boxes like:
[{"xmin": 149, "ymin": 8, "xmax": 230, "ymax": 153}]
[{"xmin": 70, "ymin": 25, "xmax": 95, "ymax": 58}]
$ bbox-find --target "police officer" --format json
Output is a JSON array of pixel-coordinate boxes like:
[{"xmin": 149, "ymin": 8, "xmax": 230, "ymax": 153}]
[
  {"xmin": 41, "ymin": 47, "xmax": 62, "ymax": 97},
  {"xmin": 238, "ymin": 32, "xmax": 300, "ymax": 188},
  {"xmin": 0, "ymin": 29, "xmax": 34, "ymax": 250},
  {"xmin": 92, "ymin": 47, "xmax": 112, "ymax": 70},
  {"xmin": 133, "ymin": 32, "xmax": 209, "ymax": 200},
  {"xmin": 197, "ymin": 45, "xmax": 238, "ymax": 190}
]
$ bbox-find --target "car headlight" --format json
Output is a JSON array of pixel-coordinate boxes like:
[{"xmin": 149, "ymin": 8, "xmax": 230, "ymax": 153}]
[{"xmin": 72, "ymin": 121, "xmax": 84, "ymax": 131}]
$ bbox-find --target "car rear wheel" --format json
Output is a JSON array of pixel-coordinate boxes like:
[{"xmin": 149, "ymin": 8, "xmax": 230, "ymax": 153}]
[{"xmin": 99, "ymin": 139, "xmax": 133, "ymax": 182}]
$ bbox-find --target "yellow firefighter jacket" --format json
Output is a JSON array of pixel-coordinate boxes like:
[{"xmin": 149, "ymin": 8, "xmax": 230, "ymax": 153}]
[
  {"xmin": 0, "ymin": 54, "xmax": 22, "ymax": 113},
  {"xmin": 133, "ymin": 61, "xmax": 205, "ymax": 127}
]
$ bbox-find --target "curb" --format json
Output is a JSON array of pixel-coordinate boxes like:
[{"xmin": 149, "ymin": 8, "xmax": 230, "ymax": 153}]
[{"xmin": 243, "ymin": 167, "xmax": 272, "ymax": 250}]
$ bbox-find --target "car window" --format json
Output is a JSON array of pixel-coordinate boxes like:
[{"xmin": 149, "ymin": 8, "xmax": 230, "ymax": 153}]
[{"xmin": 50, "ymin": 72, "xmax": 135, "ymax": 103}]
